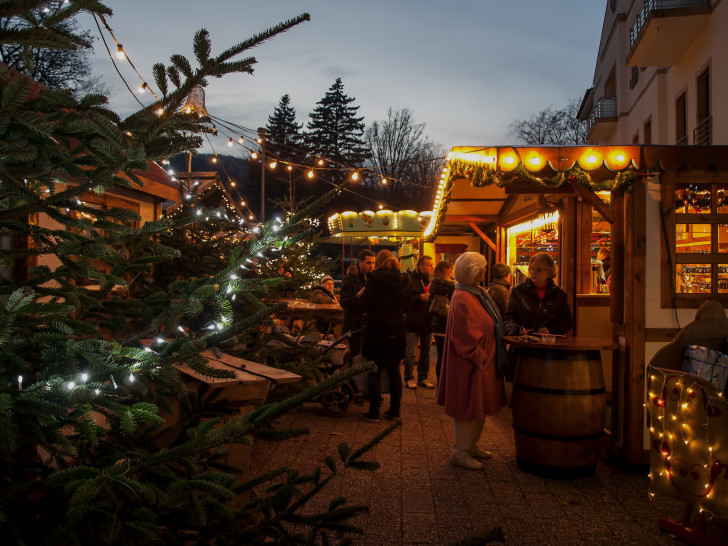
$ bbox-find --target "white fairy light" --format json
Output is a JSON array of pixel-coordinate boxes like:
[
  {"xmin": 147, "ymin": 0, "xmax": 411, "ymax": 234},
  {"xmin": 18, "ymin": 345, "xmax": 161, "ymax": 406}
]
[
  {"xmin": 67, "ymin": 381, "xmax": 76, "ymax": 390},
  {"xmin": 17, "ymin": 375, "xmax": 22, "ymax": 390},
  {"xmin": 80, "ymin": 373, "xmax": 88, "ymax": 383}
]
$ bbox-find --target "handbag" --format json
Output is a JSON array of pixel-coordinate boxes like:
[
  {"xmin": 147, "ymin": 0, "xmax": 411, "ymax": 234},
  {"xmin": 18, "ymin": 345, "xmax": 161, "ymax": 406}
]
[{"xmin": 429, "ymin": 293, "xmax": 449, "ymax": 318}]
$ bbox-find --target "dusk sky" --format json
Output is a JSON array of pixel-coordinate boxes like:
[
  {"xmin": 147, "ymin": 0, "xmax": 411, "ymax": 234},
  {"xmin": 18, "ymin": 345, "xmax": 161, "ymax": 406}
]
[{"xmin": 81, "ymin": 1, "xmax": 606, "ymax": 157}]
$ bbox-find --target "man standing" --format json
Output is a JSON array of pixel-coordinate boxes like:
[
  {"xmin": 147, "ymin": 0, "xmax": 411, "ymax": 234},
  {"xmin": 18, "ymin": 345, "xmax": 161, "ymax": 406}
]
[
  {"xmin": 404, "ymin": 255, "xmax": 434, "ymax": 389},
  {"xmin": 340, "ymin": 250, "xmax": 376, "ymax": 354}
]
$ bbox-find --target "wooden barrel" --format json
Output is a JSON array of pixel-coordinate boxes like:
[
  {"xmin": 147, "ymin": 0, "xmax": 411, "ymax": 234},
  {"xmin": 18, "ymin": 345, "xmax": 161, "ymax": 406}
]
[{"xmin": 511, "ymin": 347, "xmax": 606, "ymax": 479}]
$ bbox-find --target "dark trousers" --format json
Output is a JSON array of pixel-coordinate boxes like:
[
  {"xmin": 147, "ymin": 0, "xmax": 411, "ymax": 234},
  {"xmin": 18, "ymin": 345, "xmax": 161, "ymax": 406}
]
[
  {"xmin": 367, "ymin": 357, "xmax": 402, "ymax": 414},
  {"xmin": 434, "ymin": 334, "xmax": 445, "ymax": 380}
]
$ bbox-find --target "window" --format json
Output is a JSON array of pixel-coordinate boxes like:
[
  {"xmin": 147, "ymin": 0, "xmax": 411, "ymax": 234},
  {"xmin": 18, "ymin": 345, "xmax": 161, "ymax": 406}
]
[
  {"xmin": 661, "ymin": 173, "xmax": 728, "ymax": 307},
  {"xmin": 632, "ymin": 131, "xmax": 639, "ymax": 144},
  {"xmin": 695, "ymin": 68, "xmax": 711, "ymax": 145},
  {"xmin": 643, "ymin": 119, "xmax": 652, "ymax": 144},
  {"xmin": 675, "ymin": 93, "xmax": 687, "ymax": 145}
]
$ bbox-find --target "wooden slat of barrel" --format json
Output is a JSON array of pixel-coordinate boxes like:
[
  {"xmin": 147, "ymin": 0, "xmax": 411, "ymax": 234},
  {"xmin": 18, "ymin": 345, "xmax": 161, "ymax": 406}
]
[{"xmin": 511, "ymin": 347, "xmax": 606, "ymax": 479}]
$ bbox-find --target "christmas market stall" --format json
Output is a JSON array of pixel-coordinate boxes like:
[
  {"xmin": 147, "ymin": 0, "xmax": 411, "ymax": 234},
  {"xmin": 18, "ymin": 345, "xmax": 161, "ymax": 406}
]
[
  {"xmin": 327, "ymin": 209, "xmax": 432, "ymax": 274},
  {"xmin": 424, "ymin": 144, "xmax": 728, "ymax": 466}
]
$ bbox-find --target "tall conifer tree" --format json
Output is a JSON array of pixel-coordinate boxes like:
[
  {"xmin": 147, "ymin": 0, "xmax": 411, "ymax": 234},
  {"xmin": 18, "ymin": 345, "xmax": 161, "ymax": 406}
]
[{"xmin": 305, "ymin": 78, "xmax": 369, "ymax": 183}]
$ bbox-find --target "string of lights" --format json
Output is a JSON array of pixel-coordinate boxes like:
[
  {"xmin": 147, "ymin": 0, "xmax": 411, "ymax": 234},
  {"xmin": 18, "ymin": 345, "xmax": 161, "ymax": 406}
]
[{"xmin": 91, "ymin": 16, "xmax": 451, "ymax": 214}]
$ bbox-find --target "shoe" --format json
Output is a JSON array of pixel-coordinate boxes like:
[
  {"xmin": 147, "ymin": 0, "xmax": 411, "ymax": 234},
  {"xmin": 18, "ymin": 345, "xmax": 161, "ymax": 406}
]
[
  {"xmin": 451, "ymin": 452, "xmax": 483, "ymax": 470},
  {"xmin": 361, "ymin": 410, "xmax": 380, "ymax": 422},
  {"xmin": 405, "ymin": 379, "xmax": 418, "ymax": 390},
  {"xmin": 383, "ymin": 410, "xmax": 401, "ymax": 421},
  {"xmin": 469, "ymin": 446, "xmax": 492, "ymax": 459},
  {"xmin": 418, "ymin": 379, "xmax": 435, "ymax": 389}
]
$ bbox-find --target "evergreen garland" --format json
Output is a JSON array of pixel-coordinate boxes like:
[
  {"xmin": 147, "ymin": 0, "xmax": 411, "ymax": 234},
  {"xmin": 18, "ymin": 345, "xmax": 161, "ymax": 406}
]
[{"xmin": 0, "ymin": 4, "xmax": 398, "ymax": 544}]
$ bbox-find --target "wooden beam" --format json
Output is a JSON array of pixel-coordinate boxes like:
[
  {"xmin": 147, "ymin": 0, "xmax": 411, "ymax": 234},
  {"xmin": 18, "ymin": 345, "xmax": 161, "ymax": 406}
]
[
  {"xmin": 445, "ymin": 215, "xmax": 499, "ymax": 223},
  {"xmin": 467, "ymin": 222, "xmax": 496, "ymax": 251},
  {"xmin": 569, "ymin": 181, "xmax": 614, "ymax": 224},
  {"xmin": 498, "ymin": 195, "xmax": 518, "ymax": 217}
]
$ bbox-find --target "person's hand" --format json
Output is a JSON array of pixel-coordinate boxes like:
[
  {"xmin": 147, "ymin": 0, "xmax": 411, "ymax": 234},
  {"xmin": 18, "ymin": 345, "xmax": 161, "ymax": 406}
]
[{"xmin": 420, "ymin": 292, "xmax": 429, "ymax": 302}]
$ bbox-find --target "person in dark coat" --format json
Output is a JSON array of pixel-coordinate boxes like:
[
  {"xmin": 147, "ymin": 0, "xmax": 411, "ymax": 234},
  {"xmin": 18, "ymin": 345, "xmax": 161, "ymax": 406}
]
[
  {"xmin": 404, "ymin": 255, "xmax": 435, "ymax": 389},
  {"xmin": 340, "ymin": 250, "xmax": 375, "ymax": 354},
  {"xmin": 597, "ymin": 247, "xmax": 611, "ymax": 286},
  {"xmin": 361, "ymin": 257, "xmax": 411, "ymax": 422},
  {"xmin": 502, "ymin": 252, "xmax": 573, "ymax": 336},
  {"xmin": 487, "ymin": 263, "xmax": 512, "ymax": 316},
  {"xmin": 429, "ymin": 260, "xmax": 455, "ymax": 381}
]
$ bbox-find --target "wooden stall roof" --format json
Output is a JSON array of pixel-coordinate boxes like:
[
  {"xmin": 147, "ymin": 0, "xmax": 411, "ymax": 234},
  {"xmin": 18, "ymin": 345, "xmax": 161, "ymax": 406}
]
[{"xmin": 425, "ymin": 144, "xmax": 728, "ymax": 241}]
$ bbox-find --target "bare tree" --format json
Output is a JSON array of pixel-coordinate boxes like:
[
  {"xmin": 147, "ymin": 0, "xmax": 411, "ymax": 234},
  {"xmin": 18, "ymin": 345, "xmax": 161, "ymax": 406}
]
[
  {"xmin": 508, "ymin": 98, "xmax": 587, "ymax": 145},
  {"xmin": 365, "ymin": 108, "xmax": 445, "ymax": 209}
]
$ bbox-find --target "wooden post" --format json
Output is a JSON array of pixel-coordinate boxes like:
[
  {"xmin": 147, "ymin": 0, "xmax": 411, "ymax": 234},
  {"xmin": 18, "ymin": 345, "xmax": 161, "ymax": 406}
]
[
  {"xmin": 559, "ymin": 197, "xmax": 578, "ymax": 319},
  {"xmin": 577, "ymin": 200, "xmax": 593, "ymax": 295},
  {"xmin": 623, "ymin": 176, "xmax": 648, "ymax": 464},
  {"xmin": 611, "ymin": 187, "xmax": 625, "ymax": 324}
]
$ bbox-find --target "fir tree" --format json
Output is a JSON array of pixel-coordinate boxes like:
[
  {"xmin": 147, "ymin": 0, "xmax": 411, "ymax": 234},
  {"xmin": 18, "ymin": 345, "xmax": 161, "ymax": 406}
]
[
  {"xmin": 265, "ymin": 94, "xmax": 306, "ymax": 213},
  {"xmin": 0, "ymin": 3, "xmax": 395, "ymax": 544},
  {"xmin": 305, "ymin": 77, "xmax": 369, "ymax": 184},
  {"xmin": 266, "ymin": 94, "xmax": 304, "ymax": 163}
]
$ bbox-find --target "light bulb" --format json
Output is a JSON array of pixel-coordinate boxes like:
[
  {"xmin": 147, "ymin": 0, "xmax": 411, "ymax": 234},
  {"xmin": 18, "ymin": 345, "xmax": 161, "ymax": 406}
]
[
  {"xmin": 307, "ymin": 170, "xmax": 314, "ymax": 179},
  {"xmin": 238, "ymin": 137, "xmax": 244, "ymax": 144},
  {"xmin": 227, "ymin": 138, "xmax": 233, "ymax": 147},
  {"xmin": 251, "ymin": 152, "xmax": 258, "ymax": 160},
  {"xmin": 212, "ymin": 157, "xmax": 218, "ymax": 163},
  {"xmin": 381, "ymin": 178, "xmax": 388, "ymax": 185},
  {"xmin": 138, "ymin": 82, "xmax": 147, "ymax": 94},
  {"xmin": 318, "ymin": 159, "xmax": 324, "ymax": 166},
  {"xmin": 351, "ymin": 171, "xmax": 359, "ymax": 181},
  {"xmin": 155, "ymin": 108, "xmax": 164, "ymax": 116},
  {"xmin": 116, "ymin": 44, "xmax": 126, "ymax": 60},
  {"xmin": 269, "ymin": 161, "xmax": 277, "ymax": 169}
]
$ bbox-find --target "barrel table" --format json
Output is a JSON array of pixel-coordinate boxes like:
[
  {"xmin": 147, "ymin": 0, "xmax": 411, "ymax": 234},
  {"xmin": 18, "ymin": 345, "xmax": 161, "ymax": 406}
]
[{"xmin": 505, "ymin": 336, "xmax": 615, "ymax": 479}]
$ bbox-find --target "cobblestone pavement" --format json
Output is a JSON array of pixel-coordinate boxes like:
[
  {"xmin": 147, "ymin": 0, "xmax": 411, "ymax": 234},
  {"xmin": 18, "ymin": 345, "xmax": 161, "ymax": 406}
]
[{"xmin": 250, "ymin": 365, "xmax": 728, "ymax": 545}]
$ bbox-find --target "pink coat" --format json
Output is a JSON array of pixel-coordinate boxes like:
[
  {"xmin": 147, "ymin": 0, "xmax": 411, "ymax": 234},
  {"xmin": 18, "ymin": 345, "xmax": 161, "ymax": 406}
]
[{"xmin": 436, "ymin": 289, "xmax": 504, "ymax": 420}]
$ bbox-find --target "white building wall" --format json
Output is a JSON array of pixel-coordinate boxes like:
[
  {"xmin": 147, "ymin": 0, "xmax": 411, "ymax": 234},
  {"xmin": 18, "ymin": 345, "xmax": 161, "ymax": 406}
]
[{"xmin": 589, "ymin": 0, "xmax": 728, "ymax": 146}]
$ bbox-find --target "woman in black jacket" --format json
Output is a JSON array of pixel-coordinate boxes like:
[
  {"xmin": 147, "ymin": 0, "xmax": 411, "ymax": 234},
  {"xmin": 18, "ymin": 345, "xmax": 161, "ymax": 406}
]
[
  {"xmin": 502, "ymin": 252, "xmax": 573, "ymax": 336},
  {"xmin": 361, "ymin": 257, "xmax": 411, "ymax": 422},
  {"xmin": 429, "ymin": 260, "xmax": 455, "ymax": 381}
]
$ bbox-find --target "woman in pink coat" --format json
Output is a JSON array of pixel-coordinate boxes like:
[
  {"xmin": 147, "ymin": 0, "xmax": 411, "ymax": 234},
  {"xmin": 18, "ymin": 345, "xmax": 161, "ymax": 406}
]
[{"xmin": 436, "ymin": 252, "xmax": 505, "ymax": 470}]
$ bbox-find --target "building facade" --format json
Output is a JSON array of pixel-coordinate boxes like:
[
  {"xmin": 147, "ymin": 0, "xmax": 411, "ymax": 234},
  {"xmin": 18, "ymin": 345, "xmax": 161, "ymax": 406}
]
[{"xmin": 578, "ymin": 0, "xmax": 727, "ymax": 146}]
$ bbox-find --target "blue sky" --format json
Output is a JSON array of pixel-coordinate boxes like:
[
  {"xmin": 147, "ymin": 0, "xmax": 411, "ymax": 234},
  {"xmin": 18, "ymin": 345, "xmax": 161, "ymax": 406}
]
[{"xmin": 82, "ymin": 1, "xmax": 606, "ymax": 155}]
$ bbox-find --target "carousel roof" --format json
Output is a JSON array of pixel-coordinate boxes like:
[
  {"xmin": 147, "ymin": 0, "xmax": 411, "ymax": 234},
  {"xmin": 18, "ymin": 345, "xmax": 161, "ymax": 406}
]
[{"xmin": 327, "ymin": 209, "xmax": 432, "ymax": 238}]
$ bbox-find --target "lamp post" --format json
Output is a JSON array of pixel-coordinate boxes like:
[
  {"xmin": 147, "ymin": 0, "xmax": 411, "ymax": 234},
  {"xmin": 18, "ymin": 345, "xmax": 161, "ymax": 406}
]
[{"xmin": 258, "ymin": 127, "xmax": 266, "ymax": 222}]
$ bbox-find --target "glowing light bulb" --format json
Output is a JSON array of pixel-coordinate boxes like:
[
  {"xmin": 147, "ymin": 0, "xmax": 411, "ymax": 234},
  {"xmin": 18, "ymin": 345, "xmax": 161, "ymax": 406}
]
[
  {"xmin": 251, "ymin": 152, "xmax": 258, "ymax": 160},
  {"xmin": 116, "ymin": 44, "xmax": 126, "ymax": 60},
  {"xmin": 381, "ymin": 178, "xmax": 388, "ymax": 185},
  {"xmin": 378, "ymin": 204, "xmax": 383, "ymax": 210},
  {"xmin": 287, "ymin": 165, "xmax": 293, "ymax": 171},
  {"xmin": 238, "ymin": 137, "xmax": 244, "ymax": 144},
  {"xmin": 227, "ymin": 138, "xmax": 233, "ymax": 147},
  {"xmin": 318, "ymin": 159, "xmax": 324, "ymax": 166},
  {"xmin": 351, "ymin": 171, "xmax": 359, "ymax": 181},
  {"xmin": 212, "ymin": 157, "xmax": 218, "ymax": 163},
  {"xmin": 138, "ymin": 82, "xmax": 148, "ymax": 94},
  {"xmin": 504, "ymin": 156, "xmax": 515, "ymax": 165},
  {"xmin": 529, "ymin": 156, "xmax": 542, "ymax": 167},
  {"xmin": 256, "ymin": 137, "xmax": 262, "ymax": 144},
  {"xmin": 269, "ymin": 161, "xmax": 277, "ymax": 169},
  {"xmin": 241, "ymin": 200, "xmax": 246, "ymax": 206},
  {"xmin": 307, "ymin": 170, "xmax": 314, "ymax": 179},
  {"xmin": 155, "ymin": 108, "xmax": 164, "ymax": 116}
]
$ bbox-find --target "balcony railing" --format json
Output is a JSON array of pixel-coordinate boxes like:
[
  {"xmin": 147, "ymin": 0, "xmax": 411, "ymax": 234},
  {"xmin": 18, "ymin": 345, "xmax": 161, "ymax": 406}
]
[
  {"xmin": 587, "ymin": 98, "xmax": 617, "ymax": 135},
  {"xmin": 675, "ymin": 134, "xmax": 688, "ymax": 145},
  {"xmin": 630, "ymin": 0, "xmax": 711, "ymax": 49},
  {"xmin": 693, "ymin": 116, "xmax": 712, "ymax": 145}
]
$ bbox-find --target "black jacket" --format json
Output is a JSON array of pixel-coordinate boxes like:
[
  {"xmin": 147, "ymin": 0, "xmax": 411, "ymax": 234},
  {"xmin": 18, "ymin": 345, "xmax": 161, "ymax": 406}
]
[
  {"xmin": 340, "ymin": 267, "xmax": 366, "ymax": 333},
  {"xmin": 362, "ymin": 268, "xmax": 411, "ymax": 360},
  {"xmin": 428, "ymin": 277, "xmax": 455, "ymax": 334},
  {"xmin": 405, "ymin": 269, "xmax": 432, "ymax": 333},
  {"xmin": 487, "ymin": 278, "xmax": 511, "ymax": 316},
  {"xmin": 502, "ymin": 278, "xmax": 573, "ymax": 336}
]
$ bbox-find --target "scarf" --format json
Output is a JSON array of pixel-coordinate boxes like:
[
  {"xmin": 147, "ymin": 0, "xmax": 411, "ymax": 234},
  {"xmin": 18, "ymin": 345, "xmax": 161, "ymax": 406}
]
[{"xmin": 455, "ymin": 281, "xmax": 505, "ymax": 375}]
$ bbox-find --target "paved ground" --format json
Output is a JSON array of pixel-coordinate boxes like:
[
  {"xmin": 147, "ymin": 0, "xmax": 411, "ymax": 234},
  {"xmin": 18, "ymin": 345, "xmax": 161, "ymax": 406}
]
[{"xmin": 250, "ymin": 362, "xmax": 728, "ymax": 545}]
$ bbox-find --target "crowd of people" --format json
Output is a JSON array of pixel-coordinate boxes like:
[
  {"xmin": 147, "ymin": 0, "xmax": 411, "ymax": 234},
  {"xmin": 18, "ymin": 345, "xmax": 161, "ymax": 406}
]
[{"xmin": 301, "ymin": 249, "xmax": 577, "ymax": 470}]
